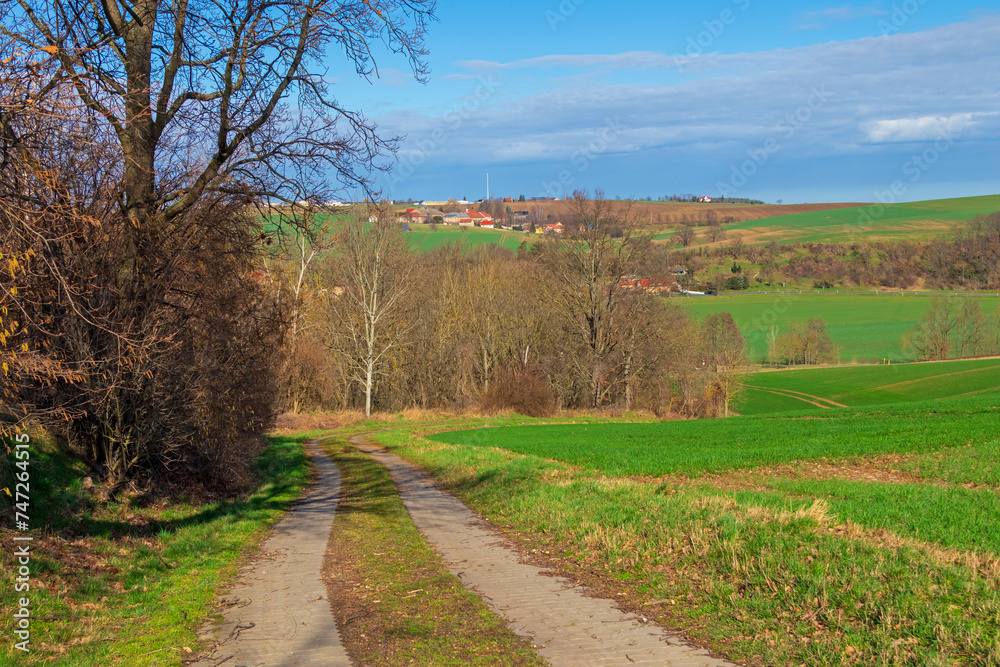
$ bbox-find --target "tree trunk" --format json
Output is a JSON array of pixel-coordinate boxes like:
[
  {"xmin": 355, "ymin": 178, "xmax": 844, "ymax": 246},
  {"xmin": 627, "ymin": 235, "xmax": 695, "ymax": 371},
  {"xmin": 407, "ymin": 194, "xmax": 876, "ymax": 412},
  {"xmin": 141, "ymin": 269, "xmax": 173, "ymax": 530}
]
[{"xmin": 122, "ymin": 0, "xmax": 159, "ymax": 229}]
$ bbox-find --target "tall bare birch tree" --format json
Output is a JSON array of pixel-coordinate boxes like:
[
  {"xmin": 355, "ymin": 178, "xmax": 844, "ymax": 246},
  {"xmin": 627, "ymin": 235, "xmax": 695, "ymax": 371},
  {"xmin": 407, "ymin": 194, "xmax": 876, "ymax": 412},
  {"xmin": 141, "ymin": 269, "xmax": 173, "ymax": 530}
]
[{"xmin": 329, "ymin": 214, "xmax": 411, "ymax": 417}]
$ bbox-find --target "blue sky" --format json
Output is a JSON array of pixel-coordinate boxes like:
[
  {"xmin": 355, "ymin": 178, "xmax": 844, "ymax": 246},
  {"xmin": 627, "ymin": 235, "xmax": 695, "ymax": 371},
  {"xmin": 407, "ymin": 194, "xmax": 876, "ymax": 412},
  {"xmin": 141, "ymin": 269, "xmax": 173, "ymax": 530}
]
[{"xmin": 332, "ymin": 2, "xmax": 1000, "ymax": 204}]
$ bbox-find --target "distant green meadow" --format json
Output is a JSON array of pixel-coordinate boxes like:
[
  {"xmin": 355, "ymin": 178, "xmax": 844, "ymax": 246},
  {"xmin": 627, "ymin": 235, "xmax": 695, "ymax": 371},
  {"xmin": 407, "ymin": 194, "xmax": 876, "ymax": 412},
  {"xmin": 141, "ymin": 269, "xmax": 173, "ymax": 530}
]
[
  {"xmin": 740, "ymin": 357, "xmax": 1000, "ymax": 415},
  {"xmin": 267, "ymin": 213, "xmax": 536, "ymax": 254},
  {"xmin": 679, "ymin": 292, "xmax": 1000, "ymax": 363},
  {"xmin": 720, "ymin": 194, "xmax": 1000, "ymax": 245},
  {"xmin": 403, "ymin": 225, "xmax": 534, "ymax": 253}
]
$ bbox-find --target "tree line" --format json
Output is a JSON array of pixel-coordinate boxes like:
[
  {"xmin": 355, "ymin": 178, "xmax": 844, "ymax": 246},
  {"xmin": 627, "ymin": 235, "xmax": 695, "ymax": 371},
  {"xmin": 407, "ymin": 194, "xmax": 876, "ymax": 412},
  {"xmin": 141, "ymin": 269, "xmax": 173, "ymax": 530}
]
[{"xmin": 276, "ymin": 192, "xmax": 749, "ymax": 421}]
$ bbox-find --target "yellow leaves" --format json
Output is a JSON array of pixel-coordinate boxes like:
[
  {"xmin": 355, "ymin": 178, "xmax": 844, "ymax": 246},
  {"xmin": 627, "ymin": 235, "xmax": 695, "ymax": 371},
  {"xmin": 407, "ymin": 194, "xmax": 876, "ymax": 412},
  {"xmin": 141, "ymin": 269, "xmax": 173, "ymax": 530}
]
[
  {"xmin": 2, "ymin": 362, "xmax": 7, "ymax": 376},
  {"xmin": 39, "ymin": 45, "xmax": 59, "ymax": 55}
]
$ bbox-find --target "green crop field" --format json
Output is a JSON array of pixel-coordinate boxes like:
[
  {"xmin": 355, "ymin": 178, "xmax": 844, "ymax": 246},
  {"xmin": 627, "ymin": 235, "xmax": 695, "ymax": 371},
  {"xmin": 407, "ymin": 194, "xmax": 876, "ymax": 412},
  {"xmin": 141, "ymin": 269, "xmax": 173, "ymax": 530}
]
[
  {"xmin": 393, "ymin": 393, "xmax": 1000, "ymax": 664},
  {"xmin": 265, "ymin": 213, "xmax": 535, "ymax": 254},
  {"xmin": 429, "ymin": 394, "xmax": 998, "ymax": 477},
  {"xmin": 741, "ymin": 357, "xmax": 1000, "ymax": 415},
  {"xmin": 717, "ymin": 194, "xmax": 1000, "ymax": 245},
  {"xmin": 679, "ymin": 292, "xmax": 1000, "ymax": 363},
  {"xmin": 404, "ymin": 226, "xmax": 533, "ymax": 253}
]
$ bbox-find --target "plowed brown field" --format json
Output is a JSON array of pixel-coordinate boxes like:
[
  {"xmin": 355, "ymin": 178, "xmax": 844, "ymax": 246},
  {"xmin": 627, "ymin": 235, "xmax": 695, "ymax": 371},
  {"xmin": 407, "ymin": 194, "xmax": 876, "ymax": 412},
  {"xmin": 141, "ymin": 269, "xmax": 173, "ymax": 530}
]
[{"xmin": 504, "ymin": 200, "xmax": 867, "ymax": 226}]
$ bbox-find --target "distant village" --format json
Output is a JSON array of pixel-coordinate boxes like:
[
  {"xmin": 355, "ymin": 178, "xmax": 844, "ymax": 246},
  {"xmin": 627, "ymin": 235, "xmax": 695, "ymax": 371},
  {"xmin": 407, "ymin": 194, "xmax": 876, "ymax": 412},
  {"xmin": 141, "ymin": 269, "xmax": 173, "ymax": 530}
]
[
  {"xmin": 316, "ymin": 194, "xmax": 753, "ymax": 296},
  {"xmin": 395, "ymin": 197, "xmax": 567, "ymax": 236},
  {"xmin": 388, "ymin": 198, "xmax": 699, "ymax": 295},
  {"xmin": 391, "ymin": 194, "xmax": 724, "ymax": 237}
]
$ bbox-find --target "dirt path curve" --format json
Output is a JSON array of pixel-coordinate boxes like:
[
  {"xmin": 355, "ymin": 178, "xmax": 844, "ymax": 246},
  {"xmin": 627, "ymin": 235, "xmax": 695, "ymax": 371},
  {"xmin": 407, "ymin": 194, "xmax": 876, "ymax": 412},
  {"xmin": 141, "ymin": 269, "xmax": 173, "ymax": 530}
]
[
  {"xmin": 350, "ymin": 433, "xmax": 738, "ymax": 667},
  {"xmin": 193, "ymin": 438, "xmax": 350, "ymax": 667},
  {"xmin": 744, "ymin": 385, "xmax": 846, "ymax": 409}
]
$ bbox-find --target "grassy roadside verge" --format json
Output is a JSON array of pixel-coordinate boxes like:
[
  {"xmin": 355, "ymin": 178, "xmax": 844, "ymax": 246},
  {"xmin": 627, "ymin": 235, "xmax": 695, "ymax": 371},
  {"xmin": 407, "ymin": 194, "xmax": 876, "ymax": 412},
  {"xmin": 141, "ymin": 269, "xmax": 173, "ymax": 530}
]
[
  {"xmin": 0, "ymin": 432, "xmax": 312, "ymax": 666},
  {"xmin": 319, "ymin": 436, "xmax": 546, "ymax": 666},
  {"xmin": 372, "ymin": 427, "xmax": 1000, "ymax": 666}
]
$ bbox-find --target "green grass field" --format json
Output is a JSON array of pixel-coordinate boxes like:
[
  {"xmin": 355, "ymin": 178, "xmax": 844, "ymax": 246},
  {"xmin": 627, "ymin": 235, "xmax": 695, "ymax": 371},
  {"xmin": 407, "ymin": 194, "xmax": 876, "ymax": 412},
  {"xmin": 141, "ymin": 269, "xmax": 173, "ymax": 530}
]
[
  {"xmin": 429, "ymin": 394, "xmax": 998, "ymax": 476},
  {"xmin": 679, "ymin": 292, "xmax": 1000, "ymax": 363},
  {"xmin": 741, "ymin": 357, "xmax": 1000, "ymax": 414},
  {"xmin": 267, "ymin": 214, "xmax": 536, "ymax": 255},
  {"xmin": 404, "ymin": 226, "xmax": 533, "ymax": 253},
  {"xmin": 720, "ymin": 194, "xmax": 1000, "ymax": 245},
  {"xmin": 383, "ymin": 394, "xmax": 1000, "ymax": 665}
]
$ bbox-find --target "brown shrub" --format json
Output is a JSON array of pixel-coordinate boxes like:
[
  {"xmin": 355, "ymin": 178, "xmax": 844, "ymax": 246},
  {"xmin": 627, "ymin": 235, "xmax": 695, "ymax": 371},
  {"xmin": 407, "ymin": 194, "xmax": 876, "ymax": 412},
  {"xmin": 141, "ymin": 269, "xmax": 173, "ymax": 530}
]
[{"xmin": 481, "ymin": 365, "xmax": 555, "ymax": 418}]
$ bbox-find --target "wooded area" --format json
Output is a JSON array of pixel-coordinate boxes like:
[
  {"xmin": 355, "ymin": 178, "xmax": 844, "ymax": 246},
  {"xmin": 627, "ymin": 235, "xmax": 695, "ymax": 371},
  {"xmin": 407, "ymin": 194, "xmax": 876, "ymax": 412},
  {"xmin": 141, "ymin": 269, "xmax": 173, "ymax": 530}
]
[
  {"xmin": 274, "ymin": 192, "xmax": 749, "ymax": 421},
  {"xmin": 0, "ymin": 0, "xmax": 434, "ymax": 492}
]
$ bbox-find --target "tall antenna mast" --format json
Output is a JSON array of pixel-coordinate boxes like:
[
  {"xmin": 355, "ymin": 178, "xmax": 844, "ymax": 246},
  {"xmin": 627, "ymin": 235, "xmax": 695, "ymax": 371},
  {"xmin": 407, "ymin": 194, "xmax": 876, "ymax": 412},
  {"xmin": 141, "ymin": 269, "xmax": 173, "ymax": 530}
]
[{"xmin": 486, "ymin": 173, "xmax": 490, "ymax": 201}]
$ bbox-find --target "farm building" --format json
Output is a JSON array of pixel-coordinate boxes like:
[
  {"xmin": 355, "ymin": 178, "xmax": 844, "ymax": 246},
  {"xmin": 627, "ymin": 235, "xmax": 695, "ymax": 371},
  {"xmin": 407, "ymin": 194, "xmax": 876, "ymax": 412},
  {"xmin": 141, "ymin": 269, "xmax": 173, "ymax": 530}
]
[
  {"xmin": 618, "ymin": 275, "xmax": 678, "ymax": 292},
  {"xmin": 399, "ymin": 207, "xmax": 445, "ymax": 223}
]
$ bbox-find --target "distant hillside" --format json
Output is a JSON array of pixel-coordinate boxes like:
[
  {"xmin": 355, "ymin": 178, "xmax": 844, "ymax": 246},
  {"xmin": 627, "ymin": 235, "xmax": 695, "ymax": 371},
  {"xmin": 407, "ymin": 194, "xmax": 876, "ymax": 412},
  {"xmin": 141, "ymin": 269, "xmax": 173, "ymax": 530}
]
[
  {"xmin": 738, "ymin": 358, "xmax": 1000, "ymax": 415},
  {"xmin": 506, "ymin": 199, "xmax": 865, "ymax": 227},
  {"xmin": 705, "ymin": 194, "xmax": 1000, "ymax": 246}
]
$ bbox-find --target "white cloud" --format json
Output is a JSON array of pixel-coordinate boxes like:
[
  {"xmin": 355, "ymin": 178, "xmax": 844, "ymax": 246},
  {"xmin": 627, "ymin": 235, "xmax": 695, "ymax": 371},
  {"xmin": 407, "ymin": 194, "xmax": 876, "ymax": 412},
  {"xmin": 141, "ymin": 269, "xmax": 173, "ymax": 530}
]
[
  {"xmin": 380, "ymin": 17, "xmax": 1000, "ymax": 175},
  {"xmin": 865, "ymin": 113, "xmax": 996, "ymax": 143},
  {"xmin": 457, "ymin": 51, "xmax": 681, "ymax": 72},
  {"xmin": 795, "ymin": 4, "xmax": 888, "ymax": 30}
]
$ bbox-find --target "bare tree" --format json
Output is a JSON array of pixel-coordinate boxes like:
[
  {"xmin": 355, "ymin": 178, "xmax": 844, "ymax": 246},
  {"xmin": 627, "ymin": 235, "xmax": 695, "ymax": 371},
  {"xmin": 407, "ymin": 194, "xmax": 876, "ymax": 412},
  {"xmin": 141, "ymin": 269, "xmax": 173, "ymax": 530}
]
[
  {"xmin": 727, "ymin": 236, "xmax": 747, "ymax": 259},
  {"xmin": 702, "ymin": 313, "xmax": 747, "ymax": 417},
  {"xmin": 1, "ymin": 0, "xmax": 434, "ymax": 229},
  {"xmin": 673, "ymin": 227, "xmax": 695, "ymax": 247},
  {"xmin": 956, "ymin": 296, "xmax": 985, "ymax": 358},
  {"xmin": 538, "ymin": 190, "xmax": 650, "ymax": 409},
  {"xmin": 264, "ymin": 226, "xmax": 337, "ymax": 413},
  {"xmin": 328, "ymin": 212, "xmax": 412, "ymax": 417},
  {"xmin": 708, "ymin": 225, "xmax": 728, "ymax": 243},
  {"xmin": 1, "ymin": 0, "xmax": 434, "ymax": 486},
  {"xmin": 902, "ymin": 298, "xmax": 958, "ymax": 361}
]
